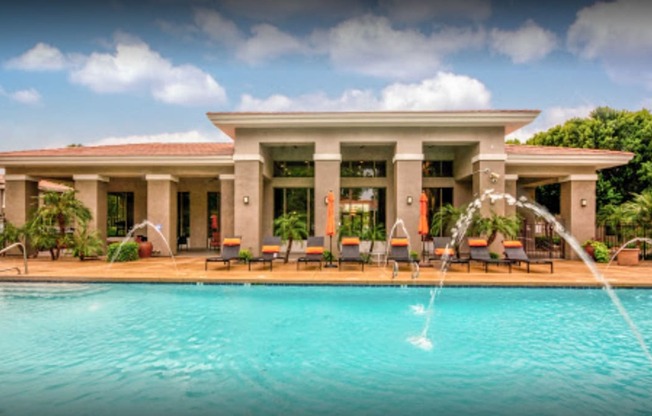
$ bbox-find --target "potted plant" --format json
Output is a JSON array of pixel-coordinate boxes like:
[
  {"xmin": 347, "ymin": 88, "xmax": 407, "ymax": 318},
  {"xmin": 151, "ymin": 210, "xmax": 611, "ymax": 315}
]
[
  {"xmin": 617, "ymin": 244, "xmax": 640, "ymax": 266},
  {"xmin": 70, "ymin": 223, "xmax": 104, "ymax": 261},
  {"xmin": 582, "ymin": 240, "xmax": 610, "ymax": 263}
]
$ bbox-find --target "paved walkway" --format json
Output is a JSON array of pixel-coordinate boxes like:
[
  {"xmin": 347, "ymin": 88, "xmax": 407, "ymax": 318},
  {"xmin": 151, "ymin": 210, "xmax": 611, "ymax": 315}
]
[{"xmin": 1, "ymin": 252, "xmax": 652, "ymax": 287}]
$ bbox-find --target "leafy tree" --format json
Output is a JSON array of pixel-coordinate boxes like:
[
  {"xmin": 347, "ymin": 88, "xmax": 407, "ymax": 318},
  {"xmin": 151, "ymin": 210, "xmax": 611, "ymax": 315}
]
[
  {"xmin": 274, "ymin": 211, "xmax": 308, "ymax": 263},
  {"xmin": 30, "ymin": 190, "xmax": 92, "ymax": 260},
  {"xmin": 70, "ymin": 223, "xmax": 104, "ymax": 261},
  {"xmin": 430, "ymin": 203, "xmax": 521, "ymax": 245},
  {"xmin": 528, "ymin": 107, "xmax": 652, "ymax": 208},
  {"xmin": 475, "ymin": 212, "xmax": 522, "ymax": 246},
  {"xmin": 361, "ymin": 222, "xmax": 386, "ymax": 255}
]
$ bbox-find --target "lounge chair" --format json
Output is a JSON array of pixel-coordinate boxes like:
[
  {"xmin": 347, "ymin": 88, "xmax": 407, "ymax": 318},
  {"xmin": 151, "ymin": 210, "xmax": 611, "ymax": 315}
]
[
  {"xmin": 205, "ymin": 237, "xmax": 241, "ymax": 270},
  {"xmin": 338, "ymin": 237, "xmax": 365, "ymax": 271},
  {"xmin": 387, "ymin": 238, "xmax": 417, "ymax": 269},
  {"xmin": 502, "ymin": 240, "xmax": 553, "ymax": 273},
  {"xmin": 468, "ymin": 238, "xmax": 512, "ymax": 273},
  {"xmin": 296, "ymin": 236, "xmax": 324, "ymax": 270},
  {"xmin": 429, "ymin": 236, "xmax": 470, "ymax": 272},
  {"xmin": 248, "ymin": 236, "xmax": 281, "ymax": 271}
]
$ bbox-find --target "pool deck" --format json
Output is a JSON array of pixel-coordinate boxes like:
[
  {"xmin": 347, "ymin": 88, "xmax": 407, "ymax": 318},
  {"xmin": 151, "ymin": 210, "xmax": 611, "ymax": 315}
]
[{"xmin": 1, "ymin": 252, "xmax": 652, "ymax": 287}]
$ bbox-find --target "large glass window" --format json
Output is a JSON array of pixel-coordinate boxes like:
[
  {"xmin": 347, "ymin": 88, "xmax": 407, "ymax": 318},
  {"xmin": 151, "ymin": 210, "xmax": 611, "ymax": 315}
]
[
  {"xmin": 177, "ymin": 192, "xmax": 190, "ymax": 238},
  {"xmin": 341, "ymin": 161, "xmax": 386, "ymax": 178},
  {"xmin": 107, "ymin": 192, "xmax": 134, "ymax": 237},
  {"xmin": 339, "ymin": 188, "xmax": 386, "ymax": 237},
  {"xmin": 425, "ymin": 187, "xmax": 454, "ymax": 236},
  {"xmin": 423, "ymin": 160, "xmax": 453, "ymax": 177},
  {"xmin": 273, "ymin": 161, "xmax": 314, "ymax": 177},
  {"xmin": 274, "ymin": 188, "xmax": 315, "ymax": 235}
]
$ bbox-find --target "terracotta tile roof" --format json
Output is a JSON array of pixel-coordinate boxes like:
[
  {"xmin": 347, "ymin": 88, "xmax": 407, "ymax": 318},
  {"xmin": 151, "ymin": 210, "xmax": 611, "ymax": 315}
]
[
  {"xmin": 0, "ymin": 142, "xmax": 234, "ymax": 157},
  {"xmin": 505, "ymin": 144, "xmax": 634, "ymax": 157}
]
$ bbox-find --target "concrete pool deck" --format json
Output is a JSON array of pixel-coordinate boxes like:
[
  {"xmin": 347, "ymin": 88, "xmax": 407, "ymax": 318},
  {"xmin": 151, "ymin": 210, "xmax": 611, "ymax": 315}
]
[{"xmin": 2, "ymin": 252, "xmax": 652, "ymax": 287}]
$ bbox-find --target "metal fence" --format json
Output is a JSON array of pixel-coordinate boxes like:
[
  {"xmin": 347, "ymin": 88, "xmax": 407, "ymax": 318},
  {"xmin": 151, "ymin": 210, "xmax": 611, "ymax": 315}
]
[
  {"xmin": 520, "ymin": 219, "xmax": 565, "ymax": 259},
  {"xmin": 595, "ymin": 223, "xmax": 652, "ymax": 258}
]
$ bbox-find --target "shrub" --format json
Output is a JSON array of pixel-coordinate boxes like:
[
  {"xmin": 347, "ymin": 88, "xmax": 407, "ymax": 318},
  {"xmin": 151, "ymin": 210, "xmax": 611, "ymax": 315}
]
[
  {"xmin": 238, "ymin": 249, "xmax": 253, "ymax": 262},
  {"xmin": 322, "ymin": 250, "xmax": 334, "ymax": 262},
  {"xmin": 591, "ymin": 241, "xmax": 610, "ymax": 263},
  {"xmin": 106, "ymin": 242, "xmax": 139, "ymax": 263}
]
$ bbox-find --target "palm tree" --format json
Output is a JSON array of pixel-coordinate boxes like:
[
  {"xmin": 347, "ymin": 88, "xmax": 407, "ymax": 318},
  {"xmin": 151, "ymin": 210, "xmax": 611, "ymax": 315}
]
[
  {"xmin": 362, "ymin": 222, "xmax": 386, "ymax": 255},
  {"xmin": 430, "ymin": 203, "xmax": 465, "ymax": 237},
  {"xmin": 30, "ymin": 190, "xmax": 92, "ymax": 260},
  {"xmin": 475, "ymin": 212, "xmax": 521, "ymax": 246},
  {"xmin": 274, "ymin": 212, "xmax": 308, "ymax": 263},
  {"xmin": 623, "ymin": 189, "xmax": 652, "ymax": 225},
  {"xmin": 71, "ymin": 223, "xmax": 104, "ymax": 261}
]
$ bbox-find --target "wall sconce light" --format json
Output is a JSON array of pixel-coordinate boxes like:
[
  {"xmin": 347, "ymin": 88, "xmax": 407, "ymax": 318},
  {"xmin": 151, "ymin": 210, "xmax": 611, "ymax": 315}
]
[
  {"xmin": 406, "ymin": 196, "xmax": 413, "ymax": 205},
  {"xmin": 324, "ymin": 196, "xmax": 329, "ymax": 205},
  {"xmin": 580, "ymin": 198, "xmax": 587, "ymax": 207},
  {"xmin": 243, "ymin": 195, "xmax": 250, "ymax": 205}
]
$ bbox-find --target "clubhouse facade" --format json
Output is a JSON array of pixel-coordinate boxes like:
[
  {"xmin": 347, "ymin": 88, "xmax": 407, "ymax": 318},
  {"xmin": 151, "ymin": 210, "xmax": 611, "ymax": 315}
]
[{"xmin": 0, "ymin": 111, "xmax": 634, "ymax": 258}]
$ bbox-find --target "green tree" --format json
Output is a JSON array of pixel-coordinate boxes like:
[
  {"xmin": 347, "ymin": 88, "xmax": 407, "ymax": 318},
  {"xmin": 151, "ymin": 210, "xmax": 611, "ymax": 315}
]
[
  {"xmin": 475, "ymin": 212, "xmax": 522, "ymax": 246},
  {"xmin": 528, "ymin": 107, "xmax": 652, "ymax": 208},
  {"xmin": 70, "ymin": 223, "xmax": 104, "ymax": 261},
  {"xmin": 361, "ymin": 222, "xmax": 386, "ymax": 255},
  {"xmin": 30, "ymin": 190, "xmax": 92, "ymax": 260},
  {"xmin": 274, "ymin": 211, "xmax": 308, "ymax": 263}
]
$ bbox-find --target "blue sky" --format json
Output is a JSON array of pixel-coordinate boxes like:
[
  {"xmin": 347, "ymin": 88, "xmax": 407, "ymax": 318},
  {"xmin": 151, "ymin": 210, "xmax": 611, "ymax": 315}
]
[{"xmin": 1, "ymin": 0, "xmax": 651, "ymax": 152}]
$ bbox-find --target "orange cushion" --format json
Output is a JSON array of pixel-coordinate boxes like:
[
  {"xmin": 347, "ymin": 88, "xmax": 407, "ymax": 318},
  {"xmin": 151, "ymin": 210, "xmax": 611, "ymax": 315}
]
[
  {"xmin": 391, "ymin": 238, "xmax": 409, "ymax": 247},
  {"xmin": 341, "ymin": 237, "xmax": 360, "ymax": 246},
  {"xmin": 503, "ymin": 240, "xmax": 522, "ymax": 248},
  {"xmin": 223, "ymin": 238, "xmax": 241, "ymax": 246},
  {"xmin": 306, "ymin": 246, "xmax": 324, "ymax": 255},
  {"xmin": 434, "ymin": 248, "xmax": 456, "ymax": 256},
  {"xmin": 468, "ymin": 239, "xmax": 487, "ymax": 247},
  {"xmin": 262, "ymin": 245, "xmax": 280, "ymax": 253}
]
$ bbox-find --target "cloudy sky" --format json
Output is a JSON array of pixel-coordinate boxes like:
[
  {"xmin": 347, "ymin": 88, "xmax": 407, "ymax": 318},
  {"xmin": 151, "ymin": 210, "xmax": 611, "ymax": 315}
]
[{"xmin": 1, "ymin": 0, "xmax": 651, "ymax": 151}]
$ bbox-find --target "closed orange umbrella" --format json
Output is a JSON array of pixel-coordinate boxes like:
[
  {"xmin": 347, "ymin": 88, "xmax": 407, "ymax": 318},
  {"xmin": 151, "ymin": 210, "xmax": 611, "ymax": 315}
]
[
  {"xmin": 418, "ymin": 191, "xmax": 428, "ymax": 235},
  {"xmin": 326, "ymin": 190, "xmax": 335, "ymax": 237},
  {"xmin": 325, "ymin": 190, "xmax": 336, "ymax": 267}
]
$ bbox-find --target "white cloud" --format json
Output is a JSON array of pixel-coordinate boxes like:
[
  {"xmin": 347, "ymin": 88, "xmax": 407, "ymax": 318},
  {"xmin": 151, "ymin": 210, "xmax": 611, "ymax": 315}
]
[
  {"xmin": 88, "ymin": 129, "xmax": 231, "ymax": 146},
  {"xmin": 490, "ymin": 20, "xmax": 557, "ymax": 64},
  {"xmin": 315, "ymin": 15, "xmax": 484, "ymax": 79},
  {"xmin": 237, "ymin": 24, "xmax": 307, "ymax": 64},
  {"xmin": 238, "ymin": 72, "xmax": 491, "ymax": 111},
  {"xmin": 4, "ymin": 42, "xmax": 70, "ymax": 71},
  {"xmin": 380, "ymin": 0, "xmax": 491, "ymax": 23},
  {"xmin": 193, "ymin": 8, "xmax": 242, "ymax": 46},
  {"xmin": 506, "ymin": 105, "xmax": 594, "ymax": 142},
  {"xmin": 69, "ymin": 35, "xmax": 226, "ymax": 105},
  {"xmin": 568, "ymin": 0, "xmax": 652, "ymax": 88},
  {"xmin": 0, "ymin": 85, "xmax": 42, "ymax": 105}
]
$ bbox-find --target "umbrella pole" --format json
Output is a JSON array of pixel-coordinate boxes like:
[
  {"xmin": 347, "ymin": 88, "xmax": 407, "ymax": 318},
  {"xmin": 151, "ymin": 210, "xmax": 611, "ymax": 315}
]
[{"xmin": 325, "ymin": 235, "xmax": 337, "ymax": 268}]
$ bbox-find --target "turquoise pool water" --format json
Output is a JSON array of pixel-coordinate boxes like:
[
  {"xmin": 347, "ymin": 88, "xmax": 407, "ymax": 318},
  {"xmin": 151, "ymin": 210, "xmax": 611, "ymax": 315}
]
[{"xmin": 0, "ymin": 283, "xmax": 651, "ymax": 416}]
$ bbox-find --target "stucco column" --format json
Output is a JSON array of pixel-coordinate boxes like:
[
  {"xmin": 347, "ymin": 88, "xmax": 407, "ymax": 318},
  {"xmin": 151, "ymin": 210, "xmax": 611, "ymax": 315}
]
[
  {"xmin": 472, "ymin": 157, "xmax": 506, "ymax": 253},
  {"xmin": 234, "ymin": 155, "xmax": 263, "ymax": 255},
  {"xmin": 4, "ymin": 175, "xmax": 39, "ymax": 226},
  {"xmin": 560, "ymin": 174, "xmax": 597, "ymax": 259},
  {"xmin": 73, "ymin": 174, "xmax": 108, "ymax": 243},
  {"xmin": 504, "ymin": 174, "xmax": 518, "ymax": 217},
  {"xmin": 314, "ymin": 153, "xmax": 341, "ymax": 254},
  {"xmin": 219, "ymin": 174, "xmax": 235, "ymax": 239},
  {"xmin": 146, "ymin": 174, "xmax": 178, "ymax": 256},
  {"xmin": 394, "ymin": 153, "xmax": 423, "ymax": 250}
]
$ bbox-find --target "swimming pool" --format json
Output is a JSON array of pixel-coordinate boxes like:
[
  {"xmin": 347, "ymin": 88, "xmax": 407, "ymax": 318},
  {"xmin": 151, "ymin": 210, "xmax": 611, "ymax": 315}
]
[{"xmin": 1, "ymin": 283, "xmax": 651, "ymax": 415}]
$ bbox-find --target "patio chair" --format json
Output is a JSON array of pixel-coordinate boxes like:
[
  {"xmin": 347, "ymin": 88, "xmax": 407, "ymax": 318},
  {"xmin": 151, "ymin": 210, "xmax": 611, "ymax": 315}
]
[
  {"xmin": 209, "ymin": 231, "xmax": 221, "ymax": 251},
  {"xmin": 502, "ymin": 240, "xmax": 553, "ymax": 273},
  {"xmin": 248, "ymin": 236, "xmax": 281, "ymax": 271},
  {"xmin": 296, "ymin": 236, "xmax": 325, "ymax": 270},
  {"xmin": 387, "ymin": 238, "xmax": 417, "ymax": 269},
  {"xmin": 429, "ymin": 236, "xmax": 470, "ymax": 272},
  {"xmin": 205, "ymin": 237, "xmax": 241, "ymax": 271},
  {"xmin": 468, "ymin": 238, "xmax": 512, "ymax": 273},
  {"xmin": 338, "ymin": 237, "xmax": 365, "ymax": 271}
]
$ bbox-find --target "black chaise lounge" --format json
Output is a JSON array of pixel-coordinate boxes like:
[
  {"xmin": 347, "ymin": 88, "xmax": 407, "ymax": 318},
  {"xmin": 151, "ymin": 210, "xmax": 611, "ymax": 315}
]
[
  {"xmin": 296, "ymin": 236, "xmax": 324, "ymax": 270},
  {"xmin": 387, "ymin": 238, "xmax": 418, "ymax": 269},
  {"xmin": 429, "ymin": 236, "xmax": 470, "ymax": 272},
  {"xmin": 248, "ymin": 236, "xmax": 281, "ymax": 271},
  {"xmin": 468, "ymin": 238, "xmax": 512, "ymax": 273},
  {"xmin": 205, "ymin": 237, "xmax": 241, "ymax": 271},
  {"xmin": 502, "ymin": 240, "xmax": 554, "ymax": 273},
  {"xmin": 338, "ymin": 237, "xmax": 365, "ymax": 271}
]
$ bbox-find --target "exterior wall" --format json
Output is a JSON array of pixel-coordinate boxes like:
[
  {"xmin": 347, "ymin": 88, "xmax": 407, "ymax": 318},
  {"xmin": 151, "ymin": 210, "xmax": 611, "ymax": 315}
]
[
  {"xmin": 560, "ymin": 176, "xmax": 597, "ymax": 259},
  {"xmin": 4, "ymin": 176, "xmax": 39, "ymax": 226},
  {"xmin": 177, "ymin": 178, "xmax": 221, "ymax": 249},
  {"xmin": 107, "ymin": 178, "xmax": 147, "ymax": 230},
  {"xmin": 74, "ymin": 175, "xmax": 108, "ymax": 242},
  {"xmin": 146, "ymin": 175, "xmax": 178, "ymax": 256},
  {"xmin": 234, "ymin": 159, "xmax": 262, "ymax": 255},
  {"xmin": 220, "ymin": 175, "xmax": 234, "ymax": 239}
]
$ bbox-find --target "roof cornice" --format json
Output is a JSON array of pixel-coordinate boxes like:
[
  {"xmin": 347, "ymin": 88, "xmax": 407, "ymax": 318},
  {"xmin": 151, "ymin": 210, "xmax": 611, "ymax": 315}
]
[
  {"xmin": 0, "ymin": 155, "xmax": 234, "ymax": 167},
  {"xmin": 207, "ymin": 110, "xmax": 541, "ymax": 139},
  {"xmin": 506, "ymin": 153, "xmax": 633, "ymax": 169}
]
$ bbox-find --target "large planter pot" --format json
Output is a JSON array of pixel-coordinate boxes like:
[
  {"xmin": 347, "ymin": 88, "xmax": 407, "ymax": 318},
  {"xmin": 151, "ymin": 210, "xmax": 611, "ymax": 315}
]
[
  {"xmin": 138, "ymin": 241, "xmax": 153, "ymax": 258},
  {"xmin": 584, "ymin": 245, "xmax": 595, "ymax": 260},
  {"xmin": 617, "ymin": 248, "xmax": 640, "ymax": 266}
]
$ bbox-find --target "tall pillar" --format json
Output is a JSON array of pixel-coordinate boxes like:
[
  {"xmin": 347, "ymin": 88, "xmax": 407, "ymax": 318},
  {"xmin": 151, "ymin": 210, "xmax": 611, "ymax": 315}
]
[
  {"xmin": 145, "ymin": 174, "xmax": 178, "ymax": 256},
  {"xmin": 219, "ymin": 174, "xmax": 235, "ymax": 239},
  {"xmin": 472, "ymin": 156, "xmax": 506, "ymax": 253},
  {"xmin": 4, "ymin": 175, "xmax": 39, "ymax": 226},
  {"xmin": 504, "ymin": 174, "xmax": 518, "ymax": 217},
  {"xmin": 73, "ymin": 175, "xmax": 108, "ymax": 242},
  {"xmin": 560, "ymin": 175, "xmax": 597, "ymax": 259},
  {"xmin": 234, "ymin": 155, "xmax": 263, "ymax": 255},
  {"xmin": 314, "ymin": 152, "xmax": 341, "ymax": 254},
  {"xmin": 393, "ymin": 153, "xmax": 423, "ymax": 250}
]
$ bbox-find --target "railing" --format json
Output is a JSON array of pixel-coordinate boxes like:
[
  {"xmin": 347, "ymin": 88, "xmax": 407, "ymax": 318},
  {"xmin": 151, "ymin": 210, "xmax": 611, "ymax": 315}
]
[
  {"xmin": 520, "ymin": 219, "xmax": 565, "ymax": 259},
  {"xmin": 0, "ymin": 242, "xmax": 28, "ymax": 275},
  {"xmin": 596, "ymin": 223, "xmax": 651, "ymax": 258}
]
